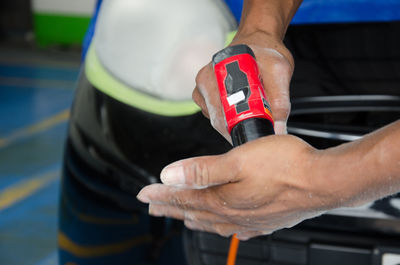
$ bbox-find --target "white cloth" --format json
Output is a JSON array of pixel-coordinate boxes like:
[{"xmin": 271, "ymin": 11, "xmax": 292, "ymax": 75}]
[{"xmin": 94, "ymin": 0, "xmax": 236, "ymax": 100}]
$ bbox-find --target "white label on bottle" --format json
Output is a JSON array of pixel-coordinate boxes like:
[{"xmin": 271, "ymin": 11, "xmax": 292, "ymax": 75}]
[{"xmin": 227, "ymin": 91, "xmax": 245, "ymax": 106}]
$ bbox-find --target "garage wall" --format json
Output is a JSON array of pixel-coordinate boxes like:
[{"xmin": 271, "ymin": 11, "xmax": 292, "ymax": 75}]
[
  {"xmin": 32, "ymin": 0, "xmax": 96, "ymax": 16},
  {"xmin": 31, "ymin": 0, "xmax": 96, "ymax": 46}
]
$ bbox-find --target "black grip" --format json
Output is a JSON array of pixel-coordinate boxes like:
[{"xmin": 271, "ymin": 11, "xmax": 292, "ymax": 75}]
[
  {"xmin": 231, "ymin": 119, "xmax": 275, "ymax": 147},
  {"xmin": 212, "ymin": 44, "xmax": 255, "ymax": 65}
]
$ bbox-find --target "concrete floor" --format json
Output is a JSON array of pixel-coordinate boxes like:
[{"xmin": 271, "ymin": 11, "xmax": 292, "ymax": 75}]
[{"xmin": 0, "ymin": 45, "xmax": 79, "ymax": 265}]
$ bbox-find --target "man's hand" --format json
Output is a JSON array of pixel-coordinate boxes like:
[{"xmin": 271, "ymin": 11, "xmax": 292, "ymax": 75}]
[
  {"xmin": 137, "ymin": 135, "xmax": 333, "ymax": 240},
  {"xmin": 137, "ymin": 121, "xmax": 400, "ymax": 240},
  {"xmin": 192, "ymin": 31, "xmax": 294, "ymax": 142}
]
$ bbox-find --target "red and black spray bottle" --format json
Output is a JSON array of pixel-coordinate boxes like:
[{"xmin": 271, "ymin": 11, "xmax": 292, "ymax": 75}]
[
  {"xmin": 212, "ymin": 44, "xmax": 275, "ymax": 265},
  {"xmin": 213, "ymin": 44, "xmax": 275, "ymax": 146}
]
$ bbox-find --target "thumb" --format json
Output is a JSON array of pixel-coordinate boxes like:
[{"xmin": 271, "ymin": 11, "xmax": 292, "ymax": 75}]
[
  {"xmin": 269, "ymin": 87, "xmax": 291, "ymax": 135},
  {"xmin": 257, "ymin": 50, "xmax": 293, "ymax": 135},
  {"xmin": 160, "ymin": 154, "xmax": 238, "ymax": 189}
]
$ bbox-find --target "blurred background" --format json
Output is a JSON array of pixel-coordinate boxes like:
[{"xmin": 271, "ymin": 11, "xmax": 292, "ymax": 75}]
[{"xmin": 0, "ymin": 1, "xmax": 90, "ymax": 264}]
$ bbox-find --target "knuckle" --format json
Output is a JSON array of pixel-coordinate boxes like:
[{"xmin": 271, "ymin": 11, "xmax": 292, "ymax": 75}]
[
  {"xmin": 271, "ymin": 98, "xmax": 291, "ymax": 118},
  {"xmin": 192, "ymin": 88, "xmax": 201, "ymax": 103},
  {"xmin": 171, "ymin": 196, "xmax": 188, "ymax": 210},
  {"xmin": 271, "ymin": 57, "xmax": 292, "ymax": 75},
  {"xmin": 184, "ymin": 211, "xmax": 197, "ymax": 222},
  {"xmin": 195, "ymin": 65, "xmax": 208, "ymax": 85},
  {"xmin": 192, "ymin": 162, "xmax": 210, "ymax": 188}
]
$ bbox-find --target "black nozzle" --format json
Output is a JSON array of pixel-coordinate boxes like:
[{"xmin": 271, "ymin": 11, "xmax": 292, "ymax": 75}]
[
  {"xmin": 231, "ymin": 118, "xmax": 275, "ymax": 147},
  {"xmin": 212, "ymin": 44, "xmax": 256, "ymax": 66}
]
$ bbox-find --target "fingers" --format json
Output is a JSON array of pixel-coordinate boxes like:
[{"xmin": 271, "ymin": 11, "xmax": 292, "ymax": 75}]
[
  {"xmin": 192, "ymin": 87, "xmax": 209, "ymax": 119},
  {"xmin": 137, "ymin": 184, "xmax": 218, "ymax": 211},
  {"xmin": 149, "ymin": 205, "xmax": 271, "ymax": 240},
  {"xmin": 194, "ymin": 64, "xmax": 232, "ymax": 143},
  {"xmin": 148, "ymin": 204, "xmax": 227, "ymax": 224},
  {"xmin": 148, "ymin": 204, "xmax": 267, "ymax": 240},
  {"xmin": 159, "ymin": 154, "xmax": 240, "ymax": 189},
  {"xmin": 148, "ymin": 204, "xmax": 185, "ymax": 219},
  {"xmin": 257, "ymin": 48, "xmax": 293, "ymax": 135},
  {"xmin": 184, "ymin": 220, "xmax": 248, "ymax": 238},
  {"xmin": 147, "ymin": 202, "xmax": 251, "ymax": 238}
]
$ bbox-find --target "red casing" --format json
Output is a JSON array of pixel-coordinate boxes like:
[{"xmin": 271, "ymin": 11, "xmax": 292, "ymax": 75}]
[{"xmin": 214, "ymin": 53, "xmax": 274, "ymax": 133}]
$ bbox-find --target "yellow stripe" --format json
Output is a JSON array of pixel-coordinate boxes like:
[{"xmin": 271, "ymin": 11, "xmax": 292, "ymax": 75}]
[
  {"xmin": 0, "ymin": 171, "xmax": 59, "ymax": 211},
  {"xmin": 225, "ymin": 31, "xmax": 237, "ymax": 46},
  {"xmin": 85, "ymin": 45, "xmax": 201, "ymax": 117},
  {"xmin": 0, "ymin": 109, "xmax": 70, "ymax": 148},
  {"xmin": 24, "ymin": 109, "xmax": 70, "ymax": 135},
  {"xmin": 58, "ymin": 232, "xmax": 152, "ymax": 258}
]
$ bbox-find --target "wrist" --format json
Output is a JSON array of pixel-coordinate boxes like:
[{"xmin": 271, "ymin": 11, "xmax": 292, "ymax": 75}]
[
  {"xmin": 237, "ymin": 16, "xmax": 286, "ymax": 41},
  {"xmin": 310, "ymin": 148, "xmax": 355, "ymax": 210},
  {"xmin": 298, "ymin": 143, "xmax": 368, "ymax": 212},
  {"xmin": 313, "ymin": 140, "xmax": 380, "ymax": 209},
  {"xmin": 307, "ymin": 121, "xmax": 400, "ymax": 211},
  {"xmin": 239, "ymin": 0, "xmax": 303, "ymax": 40}
]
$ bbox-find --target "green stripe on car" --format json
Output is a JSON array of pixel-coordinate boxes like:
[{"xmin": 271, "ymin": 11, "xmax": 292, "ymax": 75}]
[{"xmin": 85, "ymin": 45, "xmax": 201, "ymax": 116}]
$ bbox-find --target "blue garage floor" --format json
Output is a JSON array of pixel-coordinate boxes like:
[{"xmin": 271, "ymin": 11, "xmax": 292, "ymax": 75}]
[
  {"xmin": 0, "ymin": 45, "xmax": 79, "ymax": 265},
  {"xmin": 0, "ymin": 46, "xmax": 189, "ymax": 265}
]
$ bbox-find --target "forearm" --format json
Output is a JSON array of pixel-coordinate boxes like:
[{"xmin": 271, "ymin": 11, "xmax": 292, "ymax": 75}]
[
  {"xmin": 238, "ymin": 0, "xmax": 303, "ymax": 40},
  {"xmin": 318, "ymin": 120, "xmax": 400, "ymax": 208}
]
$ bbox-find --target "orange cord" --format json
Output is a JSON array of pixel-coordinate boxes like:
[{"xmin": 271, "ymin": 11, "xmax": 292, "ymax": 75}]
[{"xmin": 226, "ymin": 234, "xmax": 240, "ymax": 265}]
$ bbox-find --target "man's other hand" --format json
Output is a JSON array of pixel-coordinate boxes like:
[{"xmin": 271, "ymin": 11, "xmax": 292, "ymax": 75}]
[
  {"xmin": 137, "ymin": 135, "xmax": 337, "ymax": 240},
  {"xmin": 192, "ymin": 31, "xmax": 294, "ymax": 143}
]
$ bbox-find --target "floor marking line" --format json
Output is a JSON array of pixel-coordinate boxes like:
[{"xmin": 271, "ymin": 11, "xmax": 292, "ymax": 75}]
[
  {"xmin": 0, "ymin": 109, "xmax": 70, "ymax": 149},
  {"xmin": 34, "ymin": 251, "xmax": 58, "ymax": 265},
  {"xmin": 0, "ymin": 170, "xmax": 59, "ymax": 212},
  {"xmin": 58, "ymin": 232, "xmax": 152, "ymax": 258}
]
